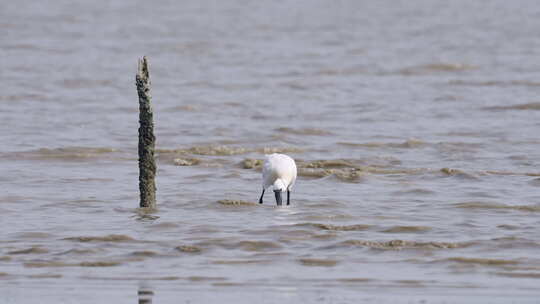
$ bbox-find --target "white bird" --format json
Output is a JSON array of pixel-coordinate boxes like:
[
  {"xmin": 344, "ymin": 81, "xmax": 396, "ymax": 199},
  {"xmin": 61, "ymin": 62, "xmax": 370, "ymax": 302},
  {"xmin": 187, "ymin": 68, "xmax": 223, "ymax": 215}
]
[{"xmin": 259, "ymin": 153, "xmax": 297, "ymax": 206}]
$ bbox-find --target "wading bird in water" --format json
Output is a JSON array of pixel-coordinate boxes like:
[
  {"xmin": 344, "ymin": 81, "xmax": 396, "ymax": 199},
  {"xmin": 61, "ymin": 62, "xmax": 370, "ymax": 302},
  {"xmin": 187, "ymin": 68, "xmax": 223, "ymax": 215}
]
[{"xmin": 259, "ymin": 153, "xmax": 297, "ymax": 206}]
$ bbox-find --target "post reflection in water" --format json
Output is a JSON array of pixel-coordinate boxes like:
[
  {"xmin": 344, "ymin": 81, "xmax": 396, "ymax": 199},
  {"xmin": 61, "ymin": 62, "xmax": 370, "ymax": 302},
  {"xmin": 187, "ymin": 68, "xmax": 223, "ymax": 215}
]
[
  {"xmin": 138, "ymin": 287, "xmax": 154, "ymax": 304},
  {"xmin": 2, "ymin": 0, "xmax": 540, "ymax": 303}
]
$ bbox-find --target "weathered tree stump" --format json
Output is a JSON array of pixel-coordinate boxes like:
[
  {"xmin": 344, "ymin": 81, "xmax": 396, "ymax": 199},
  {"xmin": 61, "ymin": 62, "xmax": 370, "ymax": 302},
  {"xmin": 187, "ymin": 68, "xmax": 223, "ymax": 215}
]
[{"xmin": 136, "ymin": 56, "xmax": 156, "ymax": 208}]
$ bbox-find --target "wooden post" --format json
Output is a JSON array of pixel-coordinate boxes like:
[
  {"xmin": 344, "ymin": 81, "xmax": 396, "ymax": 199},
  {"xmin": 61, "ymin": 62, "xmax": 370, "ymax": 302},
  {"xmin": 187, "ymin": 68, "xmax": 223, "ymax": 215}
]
[{"xmin": 136, "ymin": 56, "xmax": 156, "ymax": 208}]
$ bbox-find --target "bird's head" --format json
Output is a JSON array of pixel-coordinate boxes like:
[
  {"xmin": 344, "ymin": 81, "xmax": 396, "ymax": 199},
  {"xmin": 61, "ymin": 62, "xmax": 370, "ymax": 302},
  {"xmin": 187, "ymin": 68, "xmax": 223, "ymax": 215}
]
[{"xmin": 272, "ymin": 179, "xmax": 286, "ymax": 192}]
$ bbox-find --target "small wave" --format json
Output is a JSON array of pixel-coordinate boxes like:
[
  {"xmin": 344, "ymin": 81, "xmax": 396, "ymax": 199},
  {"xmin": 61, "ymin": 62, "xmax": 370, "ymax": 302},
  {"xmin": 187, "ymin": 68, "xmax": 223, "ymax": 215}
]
[
  {"xmin": 528, "ymin": 178, "xmax": 540, "ymax": 187},
  {"xmin": 336, "ymin": 278, "xmax": 373, "ymax": 283},
  {"xmin": 157, "ymin": 146, "xmax": 244, "ymax": 155},
  {"xmin": 8, "ymin": 247, "xmax": 48, "ymax": 255},
  {"xmin": 3, "ymin": 43, "xmax": 41, "ymax": 51},
  {"xmin": 175, "ymin": 245, "xmax": 203, "ymax": 253},
  {"xmin": 157, "ymin": 154, "xmax": 224, "ymax": 167},
  {"xmin": 27, "ymin": 273, "xmax": 62, "ymax": 279},
  {"xmin": 217, "ymin": 199, "xmax": 258, "ymax": 206},
  {"xmin": 25, "ymin": 261, "xmax": 121, "ymax": 268},
  {"xmin": 80, "ymin": 275, "xmax": 181, "ymax": 281},
  {"xmin": 440, "ymin": 168, "xmax": 479, "ymax": 180},
  {"xmin": 187, "ymin": 276, "xmax": 227, "ymax": 282},
  {"xmin": 212, "ymin": 259, "xmax": 272, "ymax": 265},
  {"xmin": 241, "ymin": 158, "xmax": 263, "ymax": 169},
  {"xmin": 393, "ymin": 280, "xmax": 430, "ymax": 286},
  {"xmin": 365, "ymin": 167, "xmax": 428, "ymax": 175},
  {"xmin": 186, "ymin": 146, "xmax": 248, "ymax": 156},
  {"xmin": 304, "ymin": 201, "xmax": 348, "ymax": 209},
  {"xmin": 154, "ymin": 221, "xmax": 183, "ymax": 229},
  {"xmin": 301, "ymin": 214, "xmax": 353, "ymax": 221},
  {"xmin": 297, "ymin": 223, "xmax": 371, "ymax": 231},
  {"xmin": 483, "ymin": 170, "xmax": 540, "ymax": 177},
  {"xmin": 65, "ymin": 179, "xmax": 114, "ymax": 184},
  {"xmin": 131, "ymin": 251, "xmax": 158, "ymax": 257},
  {"xmin": 333, "ymin": 239, "xmax": 469, "ymax": 250},
  {"xmin": 158, "ymin": 145, "xmax": 303, "ymax": 156},
  {"xmin": 297, "ymin": 168, "xmax": 331, "ymax": 179},
  {"xmin": 301, "ymin": 159, "xmax": 356, "ymax": 169},
  {"xmin": 298, "ymin": 258, "xmax": 338, "ymax": 267},
  {"xmin": 63, "ymin": 234, "xmax": 136, "ymax": 242},
  {"xmin": 233, "ymin": 241, "xmax": 282, "ymax": 252},
  {"xmin": 436, "ymin": 142, "xmax": 484, "ymax": 153},
  {"xmin": 212, "ymin": 282, "xmax": 246, "ymax": 287},
  {"xmin": 331, "ymin": 169, "xmax": 366, "ymax": 182},
  {"xmin": 392, "ymin": 188, "xmax": 435, "ymax": 196},
  {"xmin": 255, "ymin": 147, "xmax": 305, "ymax": 154},
  {"xmin": 455, "ymin": 202, "xmax": 540, "ymax": 212},
  {"xmin": 74, "ymin": 261, "xmax": 122, "ymax": 267},
  {"xmin": 313, "ymin": 66, "xmax": 368, "ymax": 76},
  {"xmin": 450, "ymin": 80, "xmax": 540, "ymax": 87},
  {"xmin": 59, "ymin": 78, "xmax": 118, "ymax": 89},
  {"xmin": 0, "ymin": 93, "xmax": 51, "ymax": 102},
  {"xmin": 6, "ymin": 147, "xmax": 118, "ymax": 161},
  {"xmin": 198, "ymin": 239, "xmax": 281, "ymax": 252},
  {"xmin": 483, "ymin": 102, "xmax": 540, "ymax": 111},
  {"xmin": 275, "ymin": 127, "xmax": 333, "ymax": 136},
  {"xmin": 488, "ymin": 236, "xmax": 540, "ymax": 249},
  {"xmin": 279, "ymin": 231, "xmax": 337, "ymax": 241},
  {"xmin": 398, "ymin": 63, "xmax": 476, "ymax": 75},
  {"xmin": 337, "ymin": 139, "xmax": 426, "ymax": 149},
  {"xmin": 298, "ymin": 168, "xmax": 365, "ymax": 182},
  {"xmin": 280, "ymin": 81, "xmax": 311, "ymax": 91},
  {"xmin": 497, "ymin": 224, "xmax": 520, "ymax": 230},
  {"xmin": 445, "ymin": 257, "xmax": 519, "ymax": 265},
  {"xmin": 173, "ymin": 158, "xmax": 200, "ymax": 166},
  {"xmin": 163, "ymin": 105, "xmax": 198, "ymax": 112},
  {"xmin": 382, "ymin": 226, "xmax": 431, "ymax": 233},
  {"xmin": 493, "ymin": 272, "xmax": 540, "ymax": 278}
]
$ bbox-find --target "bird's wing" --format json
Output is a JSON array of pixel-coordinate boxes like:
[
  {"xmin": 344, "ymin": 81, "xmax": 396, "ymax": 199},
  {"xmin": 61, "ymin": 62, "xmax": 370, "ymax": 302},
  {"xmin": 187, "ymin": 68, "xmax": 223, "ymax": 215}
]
[{"xmin": 262, "ymin": 155, "xmax": 275, "ymax": 189}]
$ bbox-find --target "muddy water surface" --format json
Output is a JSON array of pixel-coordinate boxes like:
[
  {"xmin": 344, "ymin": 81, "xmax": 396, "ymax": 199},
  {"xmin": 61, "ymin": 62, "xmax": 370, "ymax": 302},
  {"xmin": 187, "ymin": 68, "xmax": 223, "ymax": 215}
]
[{"xmin": 2, "ymin": 0, "xmax": 540, "ymax": 303}]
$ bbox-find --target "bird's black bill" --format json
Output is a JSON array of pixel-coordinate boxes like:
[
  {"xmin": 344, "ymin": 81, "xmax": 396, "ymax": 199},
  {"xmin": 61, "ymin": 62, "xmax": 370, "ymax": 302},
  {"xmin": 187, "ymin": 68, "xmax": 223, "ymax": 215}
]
[
  {"xmin": 258, "ymin": 189, "xmax": 265, "ymax": 204},
  {"xmin": 287, "ymin": 190, "xmax": 290, "ymax": 206},
  {"xmin": 274, "ymin": 190, "xmax": 282, "ymax": 206}
]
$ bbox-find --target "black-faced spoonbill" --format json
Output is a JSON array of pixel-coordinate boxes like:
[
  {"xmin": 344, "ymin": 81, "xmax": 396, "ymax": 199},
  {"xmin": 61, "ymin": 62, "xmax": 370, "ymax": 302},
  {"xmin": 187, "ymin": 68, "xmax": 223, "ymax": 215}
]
[{"xmin": 258, "ymin": 153, "xmax": 297, "ymax": 206}]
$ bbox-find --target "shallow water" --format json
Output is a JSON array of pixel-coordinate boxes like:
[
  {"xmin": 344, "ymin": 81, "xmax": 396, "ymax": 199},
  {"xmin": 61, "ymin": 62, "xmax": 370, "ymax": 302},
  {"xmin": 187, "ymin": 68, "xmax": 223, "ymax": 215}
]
[{"xmin": 2, "ymin": 0, "xmax": 540, "ymax": 303}]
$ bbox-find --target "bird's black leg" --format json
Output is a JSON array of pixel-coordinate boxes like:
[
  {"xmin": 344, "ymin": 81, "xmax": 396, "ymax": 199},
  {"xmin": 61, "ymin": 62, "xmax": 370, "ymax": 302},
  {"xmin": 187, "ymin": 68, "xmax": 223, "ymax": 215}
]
[
  {"xmin": 258, "ymin": 189, "xmax": 265, "ymax": 204},
  {"xmin": 274, "ymin": 190, "xmax": 282, "ymax": 206},
  {"xmin": 287, "ymin": 190, "xmax": 290, "ymax": 205}
]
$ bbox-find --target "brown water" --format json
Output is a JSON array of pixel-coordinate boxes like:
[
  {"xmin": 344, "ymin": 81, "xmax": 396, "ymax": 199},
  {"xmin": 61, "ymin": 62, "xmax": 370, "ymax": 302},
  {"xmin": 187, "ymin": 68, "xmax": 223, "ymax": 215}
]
[{"xmin": 2, "ymin": 0, "xmax": 540, "ymax": 303}]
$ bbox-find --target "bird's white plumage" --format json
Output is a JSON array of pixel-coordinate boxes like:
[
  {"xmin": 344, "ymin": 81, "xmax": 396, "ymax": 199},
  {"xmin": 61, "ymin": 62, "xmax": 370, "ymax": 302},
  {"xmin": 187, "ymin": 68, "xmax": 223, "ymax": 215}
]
[{"xmin": 262, "ymin": 153, "xmax": 297, "ymax": 191}]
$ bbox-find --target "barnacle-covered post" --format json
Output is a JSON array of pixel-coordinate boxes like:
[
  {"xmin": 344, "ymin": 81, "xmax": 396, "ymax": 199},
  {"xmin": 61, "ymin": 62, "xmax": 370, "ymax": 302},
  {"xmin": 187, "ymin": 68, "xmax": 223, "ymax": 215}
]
[{"xmin": 136, "ymin": 56, "xmax": 156, "ymax": 208}]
